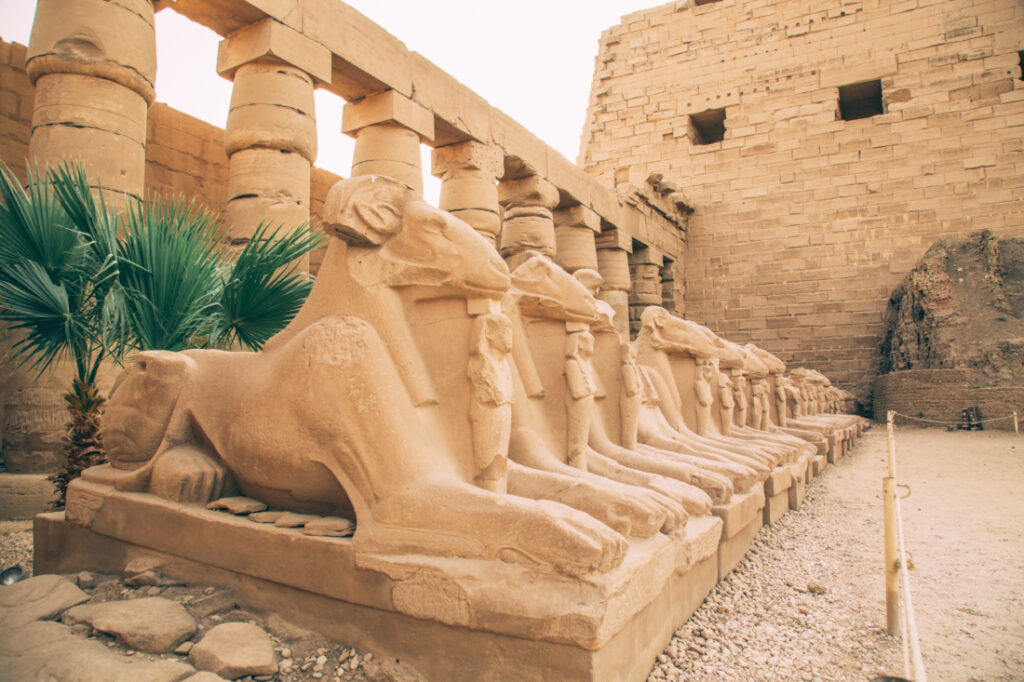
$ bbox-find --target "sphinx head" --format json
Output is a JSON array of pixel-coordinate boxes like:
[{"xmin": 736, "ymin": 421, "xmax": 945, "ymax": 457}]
[
  {"xmin": 102, "ymin": 351, "xmax": 197, "ymax": 469},
  {"xmin": 323, "ymin": 175, "xmax": 510, "ymax": 299},
  {"xmin": 638, "ymin": 307, "xmax": 717, "ymax": 359},
  {"xmin": 509, "ymin": 251, "xmax": 598, "ymax": 322}
]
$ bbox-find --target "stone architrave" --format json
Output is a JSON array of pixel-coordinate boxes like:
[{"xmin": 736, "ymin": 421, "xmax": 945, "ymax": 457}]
[
  {"xmin": 218, "ymin": 19, "xmax": 331, "ymax": 262},
  {"xmin": 467, "ymin": 312, "xmax": 514, "ymax": 493},
  {"xmin": 498, "ymin": 175, "xmax": 560, "ymax": 259},
  {"xmin": 343, "ymin": 90, "xmax": 435, "ymax": 195},
  {"xmin": 432, "ymin": 141, "xmax": 504, "ymax": 245}
]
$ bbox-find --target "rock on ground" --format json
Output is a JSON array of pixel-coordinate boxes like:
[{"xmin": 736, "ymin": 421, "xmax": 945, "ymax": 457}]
[
  {"xmin": 63, "ymin": 596, "xmax": 197, "ymax": 652},
  {"xmin": 0, "ymin": 574, "xmax": 89, "ymax": 626},
  {"xmin": 189, "ymin": 621, "xmax": 277, "ymax": 678}
]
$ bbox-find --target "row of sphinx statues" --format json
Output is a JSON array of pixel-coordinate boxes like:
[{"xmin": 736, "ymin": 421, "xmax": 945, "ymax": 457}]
[{"xmin": 91, "ymin": 175, "xmax": 866, "ymax": 580}]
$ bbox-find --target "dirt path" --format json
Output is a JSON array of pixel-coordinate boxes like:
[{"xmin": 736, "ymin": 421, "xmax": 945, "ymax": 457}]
[{"xmin": 649, "ymin": 426, "xmax": 1024, "ymax": 682}]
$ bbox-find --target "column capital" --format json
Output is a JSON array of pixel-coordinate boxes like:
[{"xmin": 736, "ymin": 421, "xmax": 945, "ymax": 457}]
[
  {"xmin": 553, "ymin": 205, "xmax": 601, "ymax": 233},
  {"xmin": 431, "ymin": 140, "xmax": 504, "ymax": 179},
  {"xmin": 342, "ymin": 90, "xmax": 434, "ymax": 142},
  {"xmin": 595, "ymin": 227, "xmax": 633, "ymax": 253},
  {"xmin": 498, "ymin": 175, "xmax": 559, "ymax": 210},
  {"xmin": 217, "ymin": 18, "xmax": 332, "ymax": 84}
]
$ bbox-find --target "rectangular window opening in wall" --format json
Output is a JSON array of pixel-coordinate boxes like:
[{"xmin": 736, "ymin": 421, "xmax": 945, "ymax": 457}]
[
  {"xmin": 837, "ymin": 79, "xmax": 884, "ymax": 121},
  {"xmin": 689, "ymin": 108, "xmax": 726, "ymax": 145},
  {"xmin": 694, "ymin": 0, "xmax": 723, "ymax": 5},
  {"xmin": 1018, "ymin": 51, "xmax": 1024, "ymax": 81}
]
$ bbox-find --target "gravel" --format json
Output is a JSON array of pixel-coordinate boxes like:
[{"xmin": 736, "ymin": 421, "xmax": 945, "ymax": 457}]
[{"xmin": 0, "ymin": 522, "xmax": 34, "ymax": 579}]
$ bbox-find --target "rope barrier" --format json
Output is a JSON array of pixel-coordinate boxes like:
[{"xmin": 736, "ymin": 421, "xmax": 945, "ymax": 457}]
[{"xmin": 891, "ymin": 410, "xmax": 1019, "ymax": 427}]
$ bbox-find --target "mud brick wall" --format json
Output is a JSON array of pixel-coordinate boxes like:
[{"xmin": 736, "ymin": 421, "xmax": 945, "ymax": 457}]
[
  {"xmin": 0, "ymin": 39, "xmax": 339, "ymax": 273},
  {"xmin": 580, "ymin": 0, "xmax": 1024, "ymax": 397},
  {"xmin": 873, "ymin": 369, "xmax": 1024, "ymax": 430}
]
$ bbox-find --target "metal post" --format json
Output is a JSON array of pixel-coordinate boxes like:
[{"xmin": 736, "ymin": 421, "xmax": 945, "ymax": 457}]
[{"xmin": 885, "ymin": 411, "xmax": 900, "ymax": 635}]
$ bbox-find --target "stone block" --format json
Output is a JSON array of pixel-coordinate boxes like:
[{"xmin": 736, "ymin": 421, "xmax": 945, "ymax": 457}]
[
  {"xmin": 555, "ymin": 225, "xmax": 599, "ymax": 272},
  {"xmin": 498, "ymin": 175, "xmax": 559, "ymax": 209},
  {"xmin": 431, "ymin": 140, "xmax": 504, "ymax": 179},
  {"xmin": 228, "ymin": 63, "xmax": 316, "ymax": 113},
  {"xmin": 224, "ymin": 196, "xmax": 309, "ymax": 242},
  {"xmin": 0, "ymin": 474, "xmax": 57, "ymax": 520},
  {"xmin": 29, "ymin": 122, "xmax": 145, "ymax": 197},
  {"xmin": 499, "ymin": 215, "xmax": 556, "ymax": 257},
  {"xmin": 554, "ymin": 205, "xmax": 602, "ymax": 232},
  {"xmin": 342, "ymin": 90, "xmax": 434, "ymax": 142},
  {"xmin": 763, "ymin": 490, "xmax": 789, "ymax": 525},
  {"xmin": 27, "ymin": 0, "xmax": 156, "ymax": 99},
  {"xmin": 217, "ymin": 18, "xmax": 331, "ymax": 84},
  {"xmin": 227, "ymin": 148, "xmax": 311, "ymax": 203},
  {"xmin": 449, "ymin": 208, "xmax": 501, "ymax": 236},
  {"xmin": 31, "ymin": 73, "xmax": 147, "ymax": 144},
  {"xmin": 438, "ymin": 175, "xmax": 498, "ymax": 213},
  {"xmin": 595, "ymin": 228, "xmax": 633, "ymax": 253}
]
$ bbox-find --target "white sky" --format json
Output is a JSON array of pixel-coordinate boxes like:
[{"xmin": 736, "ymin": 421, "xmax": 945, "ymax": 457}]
[{"xmin": 0, "ymin": 0, "xmax": 654, "ymax": 202}]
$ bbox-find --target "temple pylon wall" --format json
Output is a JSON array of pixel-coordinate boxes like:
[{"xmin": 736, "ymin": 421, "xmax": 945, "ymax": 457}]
[{"xmin": 580, "ymin": 0, "xmax": 1024, "ymax": 403}]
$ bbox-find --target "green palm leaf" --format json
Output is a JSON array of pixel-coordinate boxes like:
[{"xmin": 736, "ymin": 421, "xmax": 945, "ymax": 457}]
[
  {"xmin": 212, "ymin": 221, "xmax": 325, "ymax": 350},
  {"xmin": 0, "ymin": 162, "xmax": 81, "ymax": 277}
]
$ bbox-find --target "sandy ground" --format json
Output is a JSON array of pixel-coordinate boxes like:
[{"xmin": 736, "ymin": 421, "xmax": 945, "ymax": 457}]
[{"xmin": 2, "ymin": 426, "xmax": 1022, "ymax": 681}]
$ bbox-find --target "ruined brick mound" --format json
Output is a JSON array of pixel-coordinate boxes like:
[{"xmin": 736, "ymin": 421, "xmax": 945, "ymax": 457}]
[{"xmin": 880, "ymin": 229, "xmax": 1024, "ymax": 382}]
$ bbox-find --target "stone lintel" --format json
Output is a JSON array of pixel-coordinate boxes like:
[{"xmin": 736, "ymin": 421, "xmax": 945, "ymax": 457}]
[
  {"xmin": 217, "ymin": 18, "xmax": 332, "ymax": 84},
  {"xmin": 431, "ymin": 140, "xmax": 504, "ymax": 179},
  {"xmin": 595, "ymin": 228, "xmax": 633, "ymax": 253},
  {"xmin": 342, "ymin": 90, "xmax": 435, "ymax": 142},
  {"xmin": 554, "ymin": 205, "xmax": 601, "ymax": 233},
  {"xmin": 631, "ymin": 245, "xmax": 664, "ymax": 268}
]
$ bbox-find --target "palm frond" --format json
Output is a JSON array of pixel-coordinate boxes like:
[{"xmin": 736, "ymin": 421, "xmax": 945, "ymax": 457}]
[
  {"xmin": 117, "ymin": 195, "xmax": 225, "ymax": 351},
  {"xmin": 0, "ymin": 259, "xmax": 86, "ymax": 374},
  {"xmin": 0, "ymin": 161, "xmax": 81, "ymax": 277},
  {"xmin": 212, "ymin": 221, "xmax": 324, "ymax": 350}
]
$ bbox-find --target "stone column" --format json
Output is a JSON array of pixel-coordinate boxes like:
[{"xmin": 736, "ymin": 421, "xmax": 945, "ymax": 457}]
[
  {"xmin": 26, "ymin": 0, "xmax": 157, "ymax": 204},
  {"xmin": 553, "ymin": 205, "xmax": 600, "ymax": 273},
  {"xmin": 497, "ymin": 175, "xmax": 559, "ymax": 259},
  {"xmin": 595, "ymin": 228, "xmax": 633, "ymax": 338},
  {"xmin": 431, "ymin": 141, "xmax": 503, "ymax": 246},
  {"xmin": 629, "ymin": 245, "xmax": 664, "ymax": 337},
  {"xmin": 342, "ymin": 90, "xmax": 434, "ymax": 196},
  {"xmin": 218, "ymin": 19, "xmax": 331, "ymax": 259},
  {"xmin": 7, "ymin": 0, "xmax": 156, "ymax": 474}
]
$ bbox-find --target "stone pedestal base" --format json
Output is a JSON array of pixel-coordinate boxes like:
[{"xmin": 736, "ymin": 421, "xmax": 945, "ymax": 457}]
[
  {"xmin": 35, "ymin": 477, "xmax": 731, "ymax": 682},
  {"xmin": 711, "ymin": 483, "xmax": 765, "ymax": 580},
  {"xmin": 762, "ymin": 466, "xmax": 792, "ymax": 526},
  {"xmin": 812, "ymin": 454, "xmax": 827, "ymax": 476},
  {"xmin": 787, "ymin": 457, "xmax": 809, "ymax": 511}
]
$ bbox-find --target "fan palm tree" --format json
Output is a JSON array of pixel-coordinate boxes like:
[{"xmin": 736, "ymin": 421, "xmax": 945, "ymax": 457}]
[{"xmin": 0, "ymin": 159, "xmax": 325, "ymax": 504}]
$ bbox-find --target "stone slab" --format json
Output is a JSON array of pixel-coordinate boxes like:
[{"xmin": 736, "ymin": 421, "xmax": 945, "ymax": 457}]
[
  {"xmin": 717, "ymin": 511, "xmax": 762, "ymax": 581},
  {"xmin": 763, "ymin": 490, "xmax": 789, "ymax": 526},
  {"xmin": 812, "ymin": 454, "xmax": 827, "ymax": 476},
  {"xmin": 763, "ymin": 466, "xmax": 793, "ymax": 498},
  {"xmin": 711, "ymin": 482, "xmax": 765, "ymax": 540},
  {"xmin": 35, "ymin": 513, "xmax": 720, "ymax": 682},
  {"xmin": 0, "ymin": 474, "xmax": 56, "ymax": 521}
]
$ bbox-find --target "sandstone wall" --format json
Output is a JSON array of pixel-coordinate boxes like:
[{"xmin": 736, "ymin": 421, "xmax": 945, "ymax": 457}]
[
  {"xmin": 580, "ymin": 0, "xmax": 1024, "ymax": 399},
  {"xmin": 873, "ymin": 369, "xmax": 1024, "ymax": 430}
]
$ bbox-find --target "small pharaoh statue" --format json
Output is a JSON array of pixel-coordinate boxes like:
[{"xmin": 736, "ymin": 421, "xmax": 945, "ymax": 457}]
[
  {"xmin": 758, "ymin": 379, "xmax": 772, "ymax": 430},
  {"xmin": 619, "ymin": 342, "xmax": 642, "ymax": 449},
  {"xmin": 717, "ymin": 370, "xmax": 735, "ymax": 436},
  {"xmin": 732, "ymin": 371, "xmax": 749, "ymax": 427},
  {"xmin": 774, "ymin": 372, "xmax": 789, "ymax": 427},
  {"xmin": 564, "ymin": 330, "xmax": 598, "ymax": 470},
  {"xmin": 467, "ymin": 313, "xmax": 515, "ymax": 493},
  {"xmin": 694, "ymin": 359, "xmax": 715, "ymax": 436},
  {"xmin": 749, "ymin": 378, "xmax": 764, "ymax": 430}
]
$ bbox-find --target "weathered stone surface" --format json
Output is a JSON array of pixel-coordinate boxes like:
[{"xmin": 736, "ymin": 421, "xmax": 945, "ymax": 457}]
[
  {"xmin": 63, "ymin": 597, "xmax": 197, "ymax": 653},
  {"xmin": 206, "ymin": 496, "xmax": 267, "ymax": 515},
  {"xmin": 274, "ymin": 512, "xmax": 320, "ymax": 528},
  {"xmin": 303, "ymin": 516, "xmax": 355, "ymax": 537},
  {"xmin": 183, "ymin": 672, "xmax": 230, "ymax": 682},
  {"xmin": 188, "ymin": 588, "xmax": 237, "ymax": 618},
  {"xmin": 0, "ymin": 574, "xmax": 89, "ymax": 626},
  {"xmin": 217, "ymin": 18, "xmax": 331, "ymax": 83},
  {"xmin": 189, "ymin": 622, "xmax": 277, "ymax": 679},
  {"xmin": 0, "ymin": 620, "xmax": 195, "ymax": 682},
  {"xmin": 363, "ymin": 656, "xmax": 428, "ymax": 682},
  {"xmin": 247, "ymin": 510, "xmax": 285, "ymax": 524}
]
